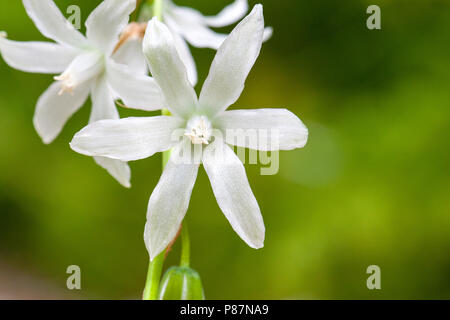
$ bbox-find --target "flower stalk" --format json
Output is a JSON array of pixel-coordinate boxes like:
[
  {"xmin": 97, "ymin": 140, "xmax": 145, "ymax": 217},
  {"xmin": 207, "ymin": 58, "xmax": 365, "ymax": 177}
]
[
  {"xmin": 132, "ymin": 0, "xmax": 144, "ymax": 21},
  {"xmin": 142, "ymin": 251, "xmax": 165, "ymax": 300},
  {"xmin": 180, "ymin": 224, "xmax": 191, "ymax": 268},
  {"xmin": 153, "ymin": 0, "xmax": 163, "ymax": 21}
]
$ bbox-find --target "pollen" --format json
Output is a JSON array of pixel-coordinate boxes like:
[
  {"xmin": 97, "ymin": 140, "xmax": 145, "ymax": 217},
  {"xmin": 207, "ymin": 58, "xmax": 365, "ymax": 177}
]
[
  {"xmin": 185, "ymin": 115, "xmax": 213, "ymax": 145},
  {"xmin": 54, "ymin": 73, "xmax": 76, "ymax": 95}
]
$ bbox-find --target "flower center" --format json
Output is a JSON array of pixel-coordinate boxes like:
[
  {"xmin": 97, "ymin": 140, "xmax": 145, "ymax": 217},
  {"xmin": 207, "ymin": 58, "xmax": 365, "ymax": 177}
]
[
  {"xmin": 185, "ymin": 115, "xmax": 213, "ymax": 145},
  {"xmin": 54, "ymin": 50, "xmax": 104, "ymax": 95}
]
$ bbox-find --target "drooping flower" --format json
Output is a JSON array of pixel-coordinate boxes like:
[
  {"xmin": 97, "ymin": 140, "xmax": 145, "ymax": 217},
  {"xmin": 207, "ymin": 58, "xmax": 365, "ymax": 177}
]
[
  {"xmin": 145, "ymin": 0, "xmax": 273, "ymax": 85},
  {"xmin": 70, "ymin": 5, "xmax": 308, "ymax": 260},
  {"xmin": 0, "ymin": 0, "xmax": 165, "ymax": 187}
]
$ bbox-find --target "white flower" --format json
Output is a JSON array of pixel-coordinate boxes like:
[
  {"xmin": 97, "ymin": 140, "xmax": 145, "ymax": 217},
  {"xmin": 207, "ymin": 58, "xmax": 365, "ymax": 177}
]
[
  {"xmin": 0, "ymin": 0, "xmax": 165, "ymax": 188},
  {"xmin": 150, "ymin": 0, "xmax": 273, "ymax": 86},
  {"xmin": 70, "ymin": 5, "xmax": 308, "ymax": 260}
]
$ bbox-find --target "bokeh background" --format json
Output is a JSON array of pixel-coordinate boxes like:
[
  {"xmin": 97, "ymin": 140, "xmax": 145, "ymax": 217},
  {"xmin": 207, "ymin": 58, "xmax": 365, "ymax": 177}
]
[{"xmin": 1, "ymin": 0, "xmax": 450, "ymax": 299}]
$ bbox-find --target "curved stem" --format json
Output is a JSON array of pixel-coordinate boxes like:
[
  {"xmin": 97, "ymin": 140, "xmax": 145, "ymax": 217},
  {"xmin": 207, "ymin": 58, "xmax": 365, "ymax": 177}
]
[{"xmin": 180, "ymin": 224, "xmax": 191, "ymax": 268}]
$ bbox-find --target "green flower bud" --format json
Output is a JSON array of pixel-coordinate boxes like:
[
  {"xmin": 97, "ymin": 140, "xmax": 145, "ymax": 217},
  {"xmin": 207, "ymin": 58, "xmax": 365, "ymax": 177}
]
[{"xmin": 158, "ymin": 266, "xmax": 205, "ymax": 300}]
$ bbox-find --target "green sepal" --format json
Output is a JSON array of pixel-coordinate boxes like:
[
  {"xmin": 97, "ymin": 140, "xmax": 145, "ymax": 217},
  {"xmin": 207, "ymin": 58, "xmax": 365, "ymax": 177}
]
[{"xmin": 158, "ymin": 266, "xmax": 205, "ymax": 300}]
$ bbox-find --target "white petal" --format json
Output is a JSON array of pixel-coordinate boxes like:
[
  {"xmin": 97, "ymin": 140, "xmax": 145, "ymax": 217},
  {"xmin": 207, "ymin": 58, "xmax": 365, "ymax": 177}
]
[
  {"xmin": 112, "ymin": 38, "xmax": 148, "ymax": 75},
  {"xmin": 89, "ymin": 75, "xmax": 119, "ymax": 124},
  {"xmin": 203, "ymin": 0, "xmax": 249, "ymax": 28},
  {"xmin": 22, "ymin": 0, "xmax": 87, "ymax": 48},
  {"xmin": 106, "ymin": 59, "xmax": 165, "ymax": 111},
  {"xmin": 143, "ymin": 18, "xmax": 198, "ymax": 118},
  {"xmin": 94, "ymin": 156, "xmax": 131, "ymax": 188},
  {"xmin": 199, "ymin": 5, "xmax": 264, "ymax": 117},
  {"xmin": 70, "ymin": 116, "xmax": 185, "ymax": 162},
  {"xmin": 215, "ymin": 109, "xmax": 309, "ymax": 151},
  {"xmin": 89, "ymin": 75, "xmax": 131, "ymax": 188},
  {"xmin": 85, "ymin": 0, "xmax": 136, "ymax": 55},
  {"xmin": 33, "ymin": 81, "xmax": 90, "ymax": 144},
  {"xmin": 144, "ymin": 141, "xmax": 199, "ymax": 260},
  {"xmin": 165, "ymin": 9, "xmax": 227, "ymax": 49},
  {"xmin": 202, "ymin": 140, "xmax": 265, "ymax": 249},
  {"xmin": 54, "ymin": 50, "xmax": 104, "ymax": 95},
  {"xmin": 263, "ymin": 27, "xmax": 273, "ymax": 42},
  {"xmin": 170, "ymin": 30, "xmax": 198, "ymax": 86},
  {"xmin": 0, "ymin": 36, "xmax": 79, "ymax": 74}
]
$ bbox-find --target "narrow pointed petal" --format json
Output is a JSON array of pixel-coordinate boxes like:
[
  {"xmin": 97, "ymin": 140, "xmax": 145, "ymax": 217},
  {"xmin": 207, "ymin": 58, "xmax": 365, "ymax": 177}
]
[
  {"xmin": 70, "ymin": 116, "xmax": 185, "ymax": 162},
  {"xmin": 89, "ymin": 75, "xmax": 119, "ymax": 124},
  {"xmin": 215, "ymin": 109, "xmax": 309, "ymax": 151},
  {"xmin": 89, "ymin": 75, "xmax": 131, "ymax": 187},
  {"xmin": 199, "ymin": 5, "xmax": 265, "ymax": 117},
  {"xmin": 203, "ymin": 0, "xmax": 249, "ymax": 28},
  {"xmin": 94, "ymin": 156, "xmax": 131, "ymax": 188},
  {"xmin": 263, "ymin": 27, "xmax": 273, "ymax": 42},
  {"xmin": 22, "ymin": 0, "xmax": 87, "ymax": 48},
  {"xmin": 85, "ymin": 0, "xmax": 136, "ymax": 55},
  {"xmin": 203, "ymin": 140, "xmax": 265, "ymax": 249},
  {"xmin": 166, "ymin": 11, "xmax": 226, "ymax": 49},
  {"xmin": 106, "ymin": 60, "xmax": 164, "ymax": 111},
  {"xmin": 144, "ymin": 141, "xmax": 199, "ymax": 260},
  {"xmin": 169, "ymin": 29, "xmax": 198, "ymax": 86},
  {"xmin": 33, "ymin": 81, "xmax": 90, "ymax": 144},
  {"xmin": 143, "ymin": 18, "xmax": 198, "ymax": 118},
  {"xmin": 112, "ymin": 38, "xmax": 147, "ymax": 75},
  {"xmin": 0, "ymin": 36, "xmax": 79, "ymax": 74}
]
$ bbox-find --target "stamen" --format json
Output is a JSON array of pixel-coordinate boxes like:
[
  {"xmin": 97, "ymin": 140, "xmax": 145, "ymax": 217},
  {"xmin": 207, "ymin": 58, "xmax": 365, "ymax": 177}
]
[
  {"xmin": 53, "ymin": 50, "xmax": 104, "ymax": 96},
  {"xmin": 185, "ymin": 116, "xmax": 213, "ymax": 145},
  {"xmin": 54, "ymin": 73, "xmax": 76, "ymax": 95}
]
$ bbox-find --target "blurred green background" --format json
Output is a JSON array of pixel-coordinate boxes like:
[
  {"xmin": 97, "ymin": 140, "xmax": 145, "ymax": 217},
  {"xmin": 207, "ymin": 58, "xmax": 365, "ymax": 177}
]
[{"xmin": 1, "ymin": 0, "xmax": 450, "ymax": 299}]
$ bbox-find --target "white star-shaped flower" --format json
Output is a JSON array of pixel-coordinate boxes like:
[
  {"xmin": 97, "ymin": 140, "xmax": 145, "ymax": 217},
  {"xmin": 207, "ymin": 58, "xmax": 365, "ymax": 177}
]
[
  {"xmin": 150, "ymin": 0, "xmax": 273, "ymax": 86},
  {"xmin": 70, "ymin": 5, "xmax": 308, "ymax": 260},
  {"xmin": 0, "ymin": 0, "xmax": 165, "ymax": 187}
]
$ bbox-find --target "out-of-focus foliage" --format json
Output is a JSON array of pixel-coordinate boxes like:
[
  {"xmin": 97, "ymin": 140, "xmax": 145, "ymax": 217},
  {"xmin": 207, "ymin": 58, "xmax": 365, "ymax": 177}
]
[{"xmin": 0, "ymin": 0, "xmax": 449, "ymax": 299}]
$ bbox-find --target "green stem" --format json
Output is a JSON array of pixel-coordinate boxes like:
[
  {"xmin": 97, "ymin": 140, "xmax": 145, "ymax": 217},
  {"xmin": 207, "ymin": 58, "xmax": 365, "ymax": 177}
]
[
  {"xmin": 153, "ymin": 0, "xmax": 163, "ymax": 21},
  {"xmin": 142, "ymin": 252, "xmax": 165, "ymax": 300},
  {"xmin": 180, "ymin": 224, "xmax": 191, "ymax": 268},
  {"xmin": 132, "ymin": 0, "xmax": 144, "ymax": 21}
]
